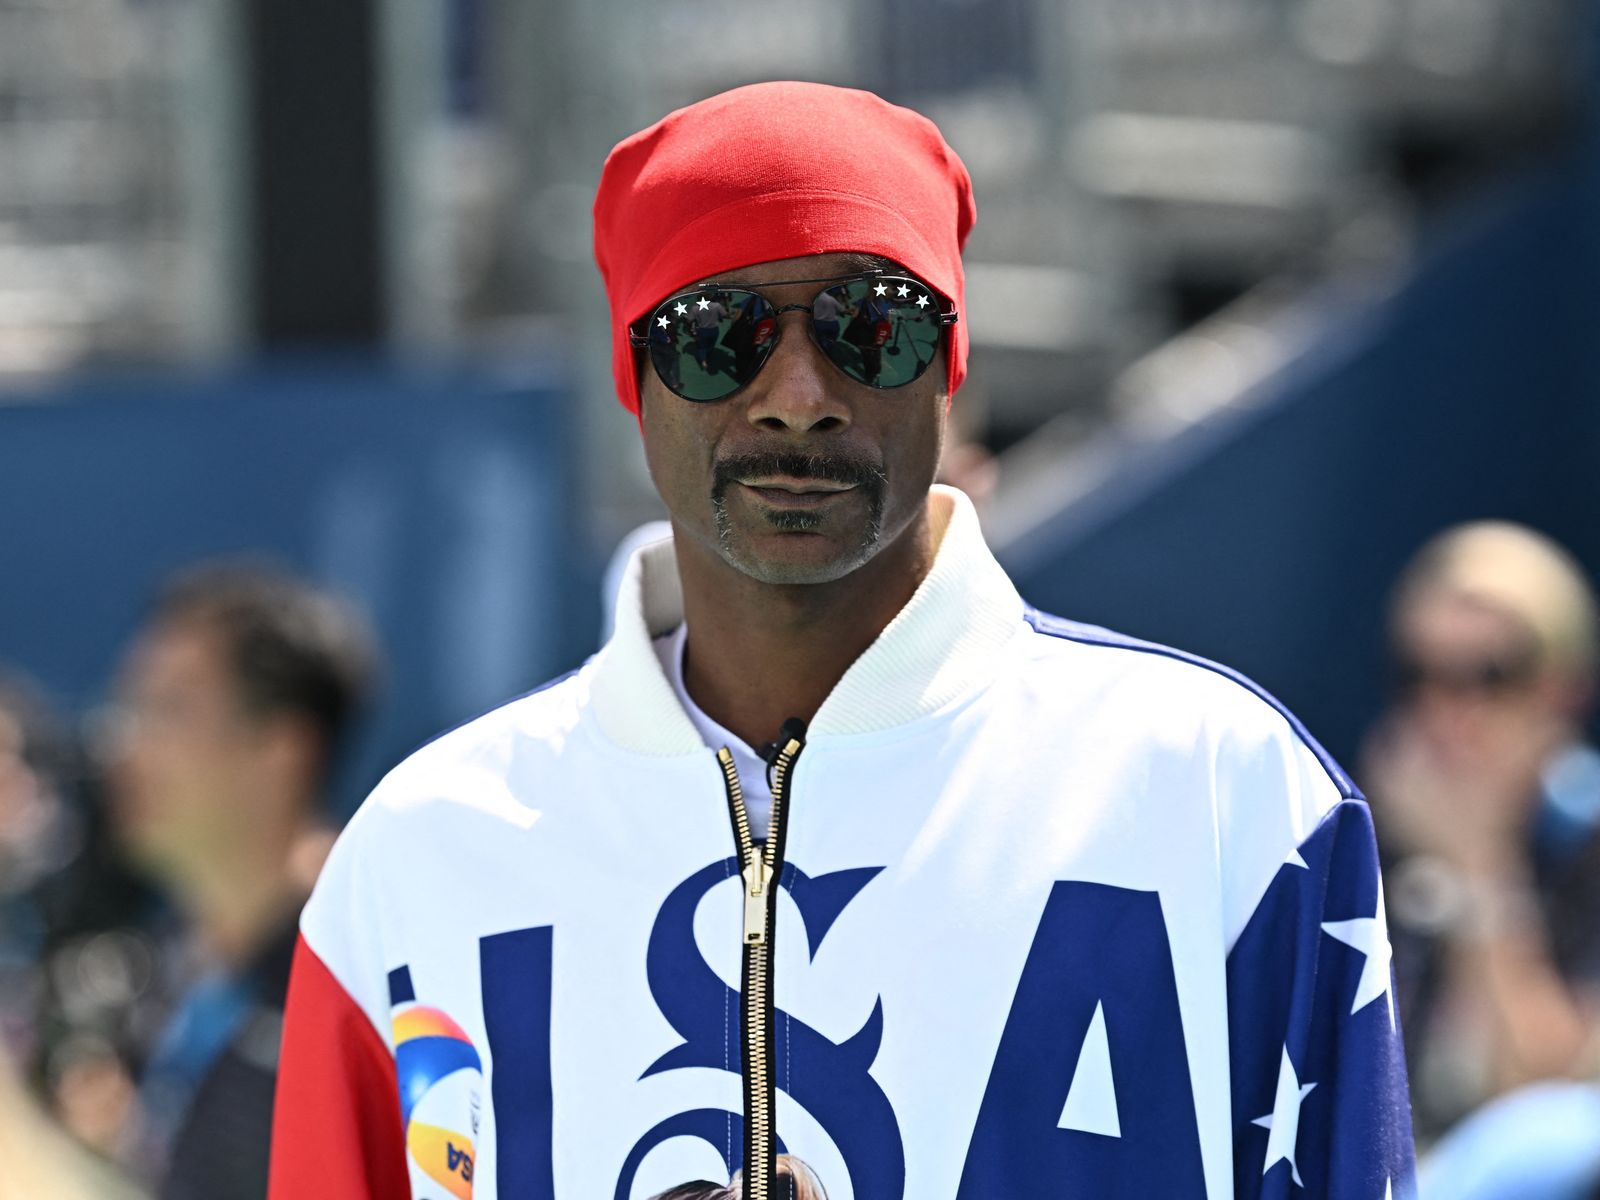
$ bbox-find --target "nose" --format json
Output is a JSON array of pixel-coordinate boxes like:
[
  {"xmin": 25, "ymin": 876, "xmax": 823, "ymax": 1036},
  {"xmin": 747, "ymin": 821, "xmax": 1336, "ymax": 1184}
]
[{"xmin": 742, "ymin": 313, "xmax": 852, "ymax": 434}]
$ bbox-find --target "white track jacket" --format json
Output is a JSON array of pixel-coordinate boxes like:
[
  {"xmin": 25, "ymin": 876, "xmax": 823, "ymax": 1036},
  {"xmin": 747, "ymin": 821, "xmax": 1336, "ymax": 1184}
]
[{"xmin": 269, "ymin": 486, "xmax": 1416, "ymax": 1200}]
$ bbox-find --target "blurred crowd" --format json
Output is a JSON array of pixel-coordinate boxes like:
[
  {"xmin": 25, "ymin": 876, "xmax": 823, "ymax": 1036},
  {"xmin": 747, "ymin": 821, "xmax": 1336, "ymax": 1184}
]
[
  {"xmin": 1370, "ymin": 523, "xmax": 1600, "ymax": 1198},
  {"xmin": 1, "ymin": 519, "xmax": 1599, "ymax": 1199},
  {"xmin": 0, "ymin": 562, "xmax": 376, "ymax": 1200}
]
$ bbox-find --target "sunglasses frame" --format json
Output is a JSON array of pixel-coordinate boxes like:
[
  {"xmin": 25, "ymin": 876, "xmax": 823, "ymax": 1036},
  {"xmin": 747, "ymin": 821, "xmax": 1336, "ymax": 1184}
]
[
  {"xmin": 1392, "ymin": 649, "xmax": 1541, "ymax": 697},
  {"xmin": 629, "ymin": 270, "xmax": 959, "ymax": 402}
]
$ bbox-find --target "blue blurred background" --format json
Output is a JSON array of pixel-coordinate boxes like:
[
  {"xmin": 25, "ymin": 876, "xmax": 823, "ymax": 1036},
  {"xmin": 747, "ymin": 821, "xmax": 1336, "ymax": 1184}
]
[{"xmin": 2, "ymin": 0, "xmax": 1593, "ymax": 786}]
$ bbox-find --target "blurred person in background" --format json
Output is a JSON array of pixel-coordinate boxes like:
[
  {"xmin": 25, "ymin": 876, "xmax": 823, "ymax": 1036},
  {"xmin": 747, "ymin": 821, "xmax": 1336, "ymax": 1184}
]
[
  {"xmin": 648, "ymin": 1155, "xmax": 828, "ymax": 1200},
  {"xmin": 104, "ymin": 561, "xmax": 377, "ymax": 1200},
  {"xmin": 0, "ymin": 674, "xmax": 162, "ymax": 1196},
  {"xmin": 1364, "ymin": 521, "xmax": 1600, "ymax": 1146},
  {"xmin": 0, "ymin": 668, "xmax": 160, "ymax": 1174},
  {"xmin": 0, "ymin": 672, "xmax": 82, "ymax": 1052}
]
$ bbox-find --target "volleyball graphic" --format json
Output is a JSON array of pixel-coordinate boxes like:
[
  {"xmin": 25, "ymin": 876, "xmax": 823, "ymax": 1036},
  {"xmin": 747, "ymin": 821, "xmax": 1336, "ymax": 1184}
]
[{"xmin": 393, "ymin": 1004, "xmax": 483, "ymax": 1200}]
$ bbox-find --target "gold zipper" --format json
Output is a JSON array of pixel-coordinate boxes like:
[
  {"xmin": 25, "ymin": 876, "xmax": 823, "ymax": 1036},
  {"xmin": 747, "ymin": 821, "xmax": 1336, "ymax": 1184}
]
[{"xmin": 718, "ymin": 727, "xmax": 805, "ymax": 1200}]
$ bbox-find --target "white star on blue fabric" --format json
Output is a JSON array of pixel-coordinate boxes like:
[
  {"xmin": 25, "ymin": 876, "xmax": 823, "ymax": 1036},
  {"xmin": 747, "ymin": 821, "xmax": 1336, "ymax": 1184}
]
[
  {"xmin": 1322, "ymin": 885, "xmax": 1395, "ymax": 1026},
  {"xmin": 656, "ymin": 315, "xmax": 670, "ymax": 329},
  {"xmin": 1252, "ymin": 1046, "xmax": 1316, "ymax": 1188},
  {"xmin": 896, "ymin": 283, "xmax": 911, "ymax": 297},
  {"xmin": 873, "ymin": 282, "xmax": 889, "ymax": 296},
  {"xmin": 696, "ymin": 296, "xmax": 711, "ymax": 310},
  {"xmin": 915, "ymin": 293, "xmax": 931, "ymax": 308},
  {"xmin": 674, "ymin": 302, "xmax": 689, "ymax": 316}
]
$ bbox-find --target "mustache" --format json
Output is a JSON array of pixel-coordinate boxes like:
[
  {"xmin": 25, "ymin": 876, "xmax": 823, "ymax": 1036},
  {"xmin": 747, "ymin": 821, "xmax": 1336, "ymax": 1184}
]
[{"xmin": 711, "ymin": 451, "xmax": 886, "ymax": 498}]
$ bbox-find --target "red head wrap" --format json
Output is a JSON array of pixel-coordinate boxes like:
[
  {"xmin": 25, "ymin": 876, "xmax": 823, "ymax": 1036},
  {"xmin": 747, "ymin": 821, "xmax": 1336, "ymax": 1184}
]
[{"xmin": 593, "ymin": 81, "xmax": 976, "ymax": 416}]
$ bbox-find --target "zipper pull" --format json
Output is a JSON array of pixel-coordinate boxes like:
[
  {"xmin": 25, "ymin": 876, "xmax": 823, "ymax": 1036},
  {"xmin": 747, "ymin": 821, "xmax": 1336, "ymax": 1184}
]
[{"xmin": 742, "ymin": 856, "xmax": 772, "ymax": 945}]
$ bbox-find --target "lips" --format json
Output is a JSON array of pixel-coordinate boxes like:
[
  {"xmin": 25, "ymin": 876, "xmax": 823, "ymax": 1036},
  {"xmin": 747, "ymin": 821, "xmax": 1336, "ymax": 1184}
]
[{"xmin": 736, "ymin": 479, "xmax": 858, "ymax": 509}]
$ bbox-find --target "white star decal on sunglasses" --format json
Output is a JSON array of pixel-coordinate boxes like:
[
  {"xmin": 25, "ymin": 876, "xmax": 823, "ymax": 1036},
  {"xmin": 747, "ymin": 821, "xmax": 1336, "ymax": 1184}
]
[
  {"xmin": 916, "ymin": 293, "xmax": 930, "ymax": 308},
  {"xmin": 896, "ymin": 284, "xmax": 911, "ymax": 297},
  {"xmin": 873, "ymin": 282, "xmax": 889, "ymax": 296},
  {"xmin": 696, "ymin": 297, "xmax": 711, "ymax": 310},
  {"xmin": 674, "ymin": 302, "xmax": 689, "ymax": 316},
  {"xmin": 656, "ymin": 315, "xmax": 670, "ymax": 328}
]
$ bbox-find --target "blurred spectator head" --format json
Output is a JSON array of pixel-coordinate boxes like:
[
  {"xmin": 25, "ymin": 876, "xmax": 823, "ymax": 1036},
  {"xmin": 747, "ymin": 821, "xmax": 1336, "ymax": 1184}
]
[
  {"xmin": 648, "ymin": 1156, "xmax": 828, "ymax": 1200},
  {"xmin": 0, "ymin": 672, "xmax": 77, "ymax": 898},
  {"xmin": 729, "ymin": 1155, "xmax": 828, "ymax": 1200},
  {"xmin": 1368, "ymin": 524, "xmax": 1600, "ymax": 1144},
  {"xmin": 104, "ymin": 561, "xmax": 377, "ymax": 887},
  {"xmin": 1389, "ymin": 520, "xmax": 1597, "ymax": 744}
]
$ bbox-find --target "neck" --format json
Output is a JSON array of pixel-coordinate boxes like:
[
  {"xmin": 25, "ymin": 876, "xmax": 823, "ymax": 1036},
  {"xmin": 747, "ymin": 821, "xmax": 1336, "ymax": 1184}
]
[
  {"xmin": 676, "ymin": 502, "xmax": 936, "ymax": 749},
  {"xmin": 173, "ymin": 812, "xmax": 318, "ymax": 970}
]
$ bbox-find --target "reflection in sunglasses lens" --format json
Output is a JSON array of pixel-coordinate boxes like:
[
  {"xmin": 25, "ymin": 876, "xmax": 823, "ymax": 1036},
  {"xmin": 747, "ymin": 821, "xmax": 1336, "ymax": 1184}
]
[
  {"xmin": 644, "ymin": 276, "xmax": 944, "ymax": 402},
  {"xmin": 818, "ymin": 278, "xmax": 942, "ymax": 390},
  {"xmin": 647, "ymin": 289, "xmax": 774, "ymax": 402}
]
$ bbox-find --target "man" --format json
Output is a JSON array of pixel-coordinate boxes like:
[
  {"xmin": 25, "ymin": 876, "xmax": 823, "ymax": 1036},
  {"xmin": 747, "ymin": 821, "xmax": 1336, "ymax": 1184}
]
[
  {"xmin": 108, "ymin": 562, "xmax": 376, "ymax": 1199},
  {"xmin": 843, "ymin": 289, "xmax": 893, "ymax": 384},
  {"xmin": 1364, "ymin": 522, "xmax": 1600, "ymax": 1144},
  {"xmin": 270, "ymin": 83, "xmax": 1414, "ymax": 1199},
  {"xmin": 808, "ymin": 283, "xmax": 846, "ymax": 358},
  {"xmin": 690, "ymin": 291, "xmax": 732, "ymax": 373}
]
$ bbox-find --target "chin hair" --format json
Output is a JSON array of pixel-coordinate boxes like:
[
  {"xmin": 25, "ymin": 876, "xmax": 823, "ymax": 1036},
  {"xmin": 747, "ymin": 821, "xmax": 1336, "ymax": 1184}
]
[
  {"xmin": 763, "ymin": 510, "xmax": 825, "ymax": 533},
  {"xmin": 710, "ymin": 497, "xmax": 886, "ymax": 585}
]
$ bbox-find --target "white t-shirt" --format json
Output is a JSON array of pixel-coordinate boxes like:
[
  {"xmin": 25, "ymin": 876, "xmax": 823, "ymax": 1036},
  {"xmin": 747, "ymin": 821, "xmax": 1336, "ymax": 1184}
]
[
  {"xmin": 811, "ymin": 290, "xmax": 846, "ymax": 324},
  {"xmin": 691, "ymin": 301, "xmax": 728, "ymax": 331},
  {"xmin": 653, "ymin": 623, "xmax": 775, "ymax": 840}
]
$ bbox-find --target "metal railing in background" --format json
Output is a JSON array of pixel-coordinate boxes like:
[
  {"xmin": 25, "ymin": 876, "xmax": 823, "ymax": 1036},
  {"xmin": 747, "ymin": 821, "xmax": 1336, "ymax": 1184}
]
[{"xmin": 0, "ymin": 0, "xmax": 246, "ymax": 379}]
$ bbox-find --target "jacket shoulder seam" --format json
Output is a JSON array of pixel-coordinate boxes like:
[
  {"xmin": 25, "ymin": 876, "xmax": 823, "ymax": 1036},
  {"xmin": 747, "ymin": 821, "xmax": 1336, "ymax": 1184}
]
[
  {"xmin": 1023, "ymin": 606, "xmax": 1357, "ymax": 800},
  {"xmin": 395, "ymin": 660, "xmax": 588, "ymax": 764}
]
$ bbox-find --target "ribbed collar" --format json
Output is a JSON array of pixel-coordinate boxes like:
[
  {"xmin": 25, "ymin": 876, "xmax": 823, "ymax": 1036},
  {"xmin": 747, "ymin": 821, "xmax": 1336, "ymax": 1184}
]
[{"xmin": 589, "ymin": 485, "xmax": 1025, "ymax": 756}]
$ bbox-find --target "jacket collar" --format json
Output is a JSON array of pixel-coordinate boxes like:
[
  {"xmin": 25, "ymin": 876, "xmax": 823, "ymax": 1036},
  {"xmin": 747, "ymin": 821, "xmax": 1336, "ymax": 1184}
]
[{"xmin": 589, "ymin": 485, "xmax": 1024, "ymax": 755}]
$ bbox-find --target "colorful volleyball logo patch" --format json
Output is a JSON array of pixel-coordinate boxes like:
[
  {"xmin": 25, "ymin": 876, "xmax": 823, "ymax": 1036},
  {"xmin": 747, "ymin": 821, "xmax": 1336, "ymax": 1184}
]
[{"xmin": 393, "ymin": 1003, "xmax": 483, "ymax": 1200}]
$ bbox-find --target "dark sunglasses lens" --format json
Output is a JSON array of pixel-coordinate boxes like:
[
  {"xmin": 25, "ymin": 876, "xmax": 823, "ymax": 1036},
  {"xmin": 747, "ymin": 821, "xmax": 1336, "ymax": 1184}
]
[
  {"xmin": 647, "ymin": 289, "xmax": 776, "ymax": 402},
  {"xmin": 816, "ymin": 277, "xmax": 943, "ymax": 389},
  {"xmin": 1394, "ymin": 654, "xmax": 1536, "ymax": 696}
]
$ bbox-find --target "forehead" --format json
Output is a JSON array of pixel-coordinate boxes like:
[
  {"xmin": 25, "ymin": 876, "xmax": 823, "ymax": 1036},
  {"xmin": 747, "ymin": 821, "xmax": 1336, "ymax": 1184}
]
[
  {"xmin": 691, "ymin": 251, "xmax": 899, "ymax": 289},
  {"xmin": 1397, "ymin": 590, "xmax": 1535, "ymax": 657},
  {"xmin": 124, "ymin": 616, "xmax": 232, "ymax": 688}
]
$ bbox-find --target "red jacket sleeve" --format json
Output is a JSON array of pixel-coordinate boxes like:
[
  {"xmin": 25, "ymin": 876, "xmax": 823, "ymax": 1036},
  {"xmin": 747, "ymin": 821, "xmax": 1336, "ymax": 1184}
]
[{"xmin": 269, "ymin": 933, "xmax": 410, "ymax": 1199}]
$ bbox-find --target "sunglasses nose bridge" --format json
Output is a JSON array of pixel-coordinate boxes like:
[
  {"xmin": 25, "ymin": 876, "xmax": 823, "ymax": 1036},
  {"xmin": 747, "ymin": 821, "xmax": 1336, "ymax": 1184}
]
[
  {"xmin": 765, "ymin": 302, "xmax": 835, "ymax": 365},
  {"xmin": 741, "ymin": 311, "xmax": 854, "ymax": 432},
  {"xmin": 776, "ymin": 303, "xmax": 854, "ymax": 373}
]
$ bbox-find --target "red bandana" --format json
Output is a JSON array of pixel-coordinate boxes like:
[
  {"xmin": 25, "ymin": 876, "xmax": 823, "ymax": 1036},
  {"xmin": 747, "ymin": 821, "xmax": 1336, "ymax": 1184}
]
[{"xmin": 593, "ymin": 81, "xmax": 976, "ymax": 416}]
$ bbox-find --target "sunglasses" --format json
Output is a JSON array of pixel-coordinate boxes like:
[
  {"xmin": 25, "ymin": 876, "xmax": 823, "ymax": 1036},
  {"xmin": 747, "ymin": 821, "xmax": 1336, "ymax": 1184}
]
[
  {"xmin": 629, "ymin": 270, "xmax": 959, "ymax": 402},
  {"xmin": 1392, "ymin": 651, "xmax": 1539, "ymax": 697}
]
